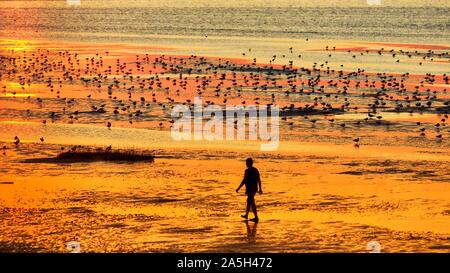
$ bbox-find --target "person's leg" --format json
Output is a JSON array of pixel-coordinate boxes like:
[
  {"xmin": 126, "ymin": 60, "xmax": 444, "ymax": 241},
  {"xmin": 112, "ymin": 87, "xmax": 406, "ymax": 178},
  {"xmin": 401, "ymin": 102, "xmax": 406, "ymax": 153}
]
[
  {"xmin": 241, "ymin": 194, "xmax": 251, "ymax": 219},
  {"xmin": 249, "ymin": 193, "xmax": 259, "ymax": 221},
  {"xmin": 251, "ymin": 199, "xmax": 258, "ymax": 219}
]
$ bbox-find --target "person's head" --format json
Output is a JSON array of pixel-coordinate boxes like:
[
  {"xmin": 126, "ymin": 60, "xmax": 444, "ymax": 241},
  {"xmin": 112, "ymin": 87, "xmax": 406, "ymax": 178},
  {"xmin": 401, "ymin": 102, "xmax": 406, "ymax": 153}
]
[{"xmin": 246, "ymin": 158, "xmax": 253, "ymax": 168}]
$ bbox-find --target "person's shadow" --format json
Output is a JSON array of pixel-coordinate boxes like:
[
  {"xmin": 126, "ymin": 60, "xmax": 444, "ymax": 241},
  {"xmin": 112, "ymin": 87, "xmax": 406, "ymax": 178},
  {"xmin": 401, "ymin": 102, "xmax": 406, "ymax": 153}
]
[{"xmin": 245, "ymin": 220, "xmax": 258, "ymax": 243}]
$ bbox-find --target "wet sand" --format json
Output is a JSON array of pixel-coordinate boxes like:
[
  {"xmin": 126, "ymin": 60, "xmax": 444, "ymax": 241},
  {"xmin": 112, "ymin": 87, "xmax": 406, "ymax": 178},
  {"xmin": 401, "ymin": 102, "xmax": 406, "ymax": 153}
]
[
  {"xmin": 0, "ymin": 142, "xmax": 449, "ymax": 252},
  {"xmin": 0, "ymin": 38, "xmax": 449, "ymax": 252}
]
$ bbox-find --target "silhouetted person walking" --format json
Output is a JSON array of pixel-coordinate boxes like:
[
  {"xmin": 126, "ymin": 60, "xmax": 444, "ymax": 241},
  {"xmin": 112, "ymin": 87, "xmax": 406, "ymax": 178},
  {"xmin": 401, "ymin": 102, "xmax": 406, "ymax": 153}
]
[{"xmin": 236, "ymin": 158, "xmax": 262, "ymax": 222}]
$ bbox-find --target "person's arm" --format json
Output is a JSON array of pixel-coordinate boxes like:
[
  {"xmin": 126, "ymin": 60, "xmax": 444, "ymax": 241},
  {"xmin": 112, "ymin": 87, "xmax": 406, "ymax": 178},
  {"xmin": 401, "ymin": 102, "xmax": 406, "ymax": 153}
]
[
  {"xmin": 257, "ymin": 170, "xmax": 263, "ymax": 194},
  {"xmin": 236, "ymin": 170, "xmax": 247, "ymax": 192}
]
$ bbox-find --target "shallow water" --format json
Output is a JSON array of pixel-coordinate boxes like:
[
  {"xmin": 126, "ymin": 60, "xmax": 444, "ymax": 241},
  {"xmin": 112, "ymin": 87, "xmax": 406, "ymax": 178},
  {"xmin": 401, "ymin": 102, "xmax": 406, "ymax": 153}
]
[{"xmin": 0, "ymin": 2, "xmax": 449, "ymax": 253}]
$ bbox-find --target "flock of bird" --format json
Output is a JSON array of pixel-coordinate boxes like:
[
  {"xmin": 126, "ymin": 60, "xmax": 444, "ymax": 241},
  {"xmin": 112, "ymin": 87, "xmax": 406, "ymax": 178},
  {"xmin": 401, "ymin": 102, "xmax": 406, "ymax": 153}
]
[{"xmin": 0, "ymin": 43, "xmax": 449, "ymax": 152}]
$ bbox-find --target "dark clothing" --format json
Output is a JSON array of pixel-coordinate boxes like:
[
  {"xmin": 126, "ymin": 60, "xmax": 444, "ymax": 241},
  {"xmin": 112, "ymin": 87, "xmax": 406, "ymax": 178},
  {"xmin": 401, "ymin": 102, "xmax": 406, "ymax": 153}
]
[
  {"xmin": 242, "ymin": 167, "xmax": 260, "ymax": 194},
  {"xmin": 247, "ymin": 192, "xmax": 256, "ymax": 201}
]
